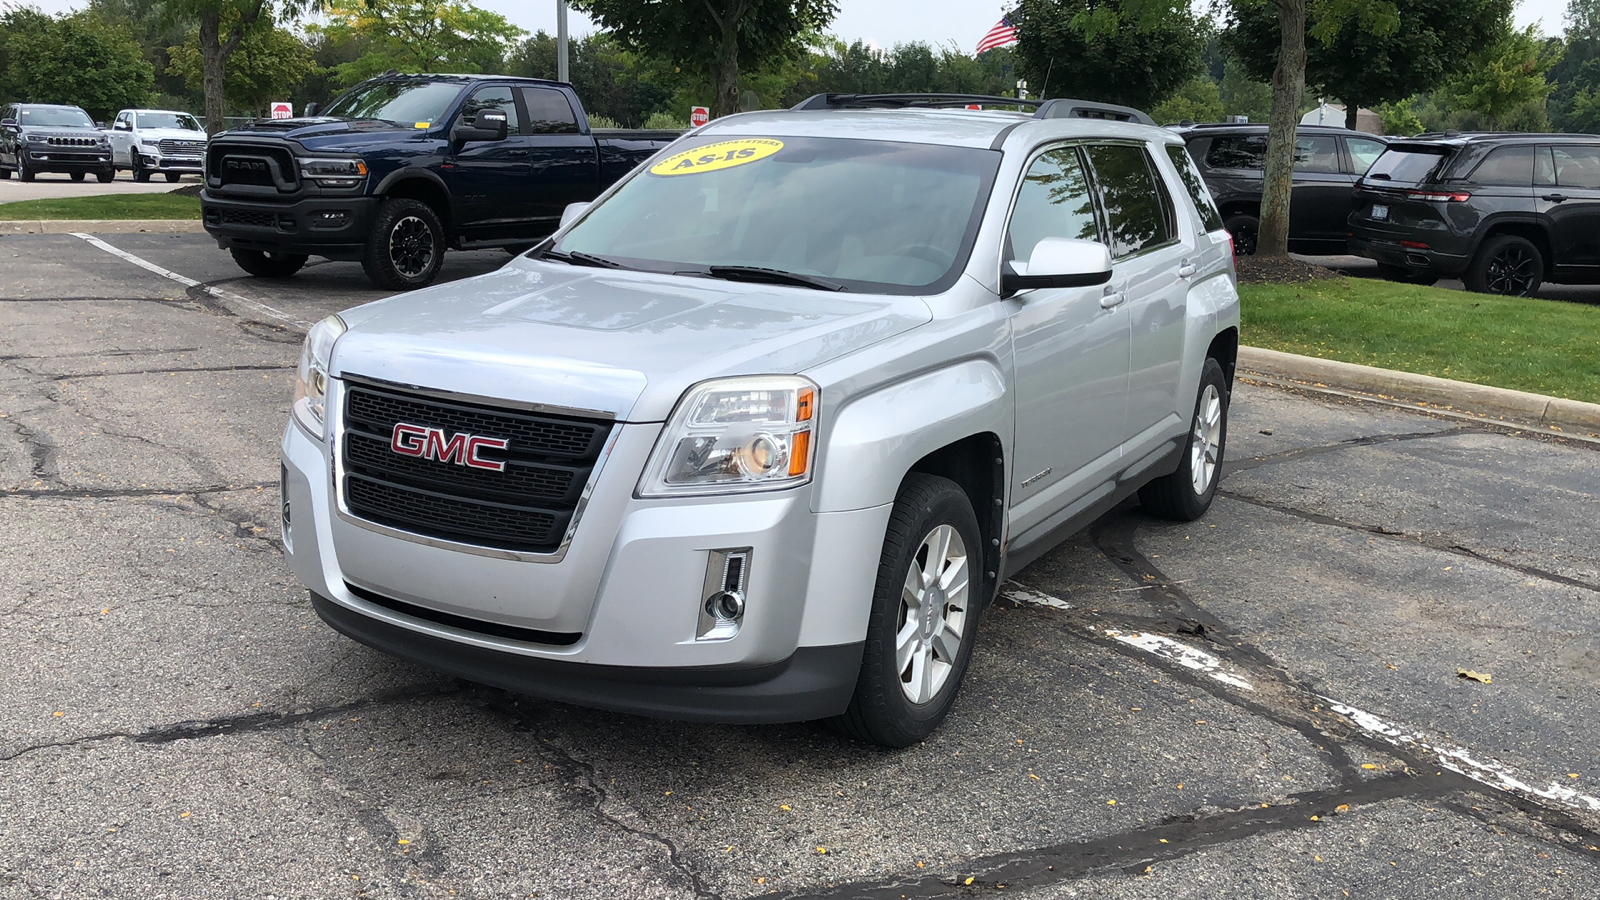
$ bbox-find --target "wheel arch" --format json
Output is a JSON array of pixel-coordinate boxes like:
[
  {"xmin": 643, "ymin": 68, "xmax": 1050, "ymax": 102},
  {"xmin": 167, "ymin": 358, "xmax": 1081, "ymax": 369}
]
[
  {"xmin": 1471, "ymin": 218, "xmax": 1552, "ymax": 268},
  {"xmin": 903, "ymin": 434, "xmax": 1006, "ymax": 608},
  {"xmin": 1207, "ymin": 326, "xmax": 1239, "ymax": 391},
  {"xmin": 373, "ymin": 171, "xmax": 453, "ymax": 234}
]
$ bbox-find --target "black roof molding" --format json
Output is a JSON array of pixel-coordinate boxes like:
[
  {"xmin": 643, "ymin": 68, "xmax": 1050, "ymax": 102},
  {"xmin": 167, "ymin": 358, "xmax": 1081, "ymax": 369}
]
[{"xmin": 791, "ymin": 93, "xmax": 1155, "ymax": 126}]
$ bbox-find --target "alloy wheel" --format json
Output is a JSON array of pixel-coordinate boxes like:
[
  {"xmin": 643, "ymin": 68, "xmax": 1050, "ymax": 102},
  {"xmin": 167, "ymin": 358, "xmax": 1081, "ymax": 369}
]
[
  {"xmin": 1485, "ymin": 246, "xmax": 1536, "ymax": 295},
  {"xmin": 1190, "ymin": 383, "xmax": 1223, "ymax": 496},
  {"xmin": 388, "ymin": 215, "xmax": 435, "ymax": 278},
  {"xmin": 895, "ymin": 523, "xmax": 970, "ymax": 705}
]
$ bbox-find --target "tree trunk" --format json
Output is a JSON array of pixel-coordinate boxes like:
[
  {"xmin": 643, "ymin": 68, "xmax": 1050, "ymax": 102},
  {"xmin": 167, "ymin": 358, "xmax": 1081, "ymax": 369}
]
[
  {"xmin": 199, "ymin": 11, "xmax": 227, "ymax": 136},
  {"xmin": 1344, "ymin": 101, "xmax": 1359, "ymax": 131},
  {"xmin": 1259, "ymin": 0, "xmax": 1308, "ymax": 259},
  {"xmin": 712, "ymin": 18, "xmax": 740, "ymax": 118}
]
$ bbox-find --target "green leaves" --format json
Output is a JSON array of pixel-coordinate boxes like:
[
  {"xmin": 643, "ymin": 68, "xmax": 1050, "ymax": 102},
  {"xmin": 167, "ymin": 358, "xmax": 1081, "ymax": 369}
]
[
  {"xmin": 0, "ymin": 10, "xmax": 154, "ymax": 120},
  {"xmin": 311, "ymin": 0, "xmax": 526, "ymax": 86}
]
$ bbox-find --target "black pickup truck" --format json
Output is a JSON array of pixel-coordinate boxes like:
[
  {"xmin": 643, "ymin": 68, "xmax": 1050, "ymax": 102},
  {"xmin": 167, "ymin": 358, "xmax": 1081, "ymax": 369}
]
[{"xmin": 201, "ymin": 74, "xmax": 678, "ymax": 289}]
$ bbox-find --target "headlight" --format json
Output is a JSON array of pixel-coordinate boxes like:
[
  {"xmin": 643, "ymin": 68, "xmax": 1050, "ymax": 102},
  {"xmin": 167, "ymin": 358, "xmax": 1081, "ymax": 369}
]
[
  {"xmin": 299, "ymin": 157, "xmax": 368, "ymax": 188},
  {"xmin": 20, "ymin": 132, "xmax": 41, "ymax": 143},
  {"xmin": 292, "ymin": 315, "xmax": 346, "ymax": 439},
  {"xmin": 638, "ymin": 376, "xmax": 818, "ymax": 497}
]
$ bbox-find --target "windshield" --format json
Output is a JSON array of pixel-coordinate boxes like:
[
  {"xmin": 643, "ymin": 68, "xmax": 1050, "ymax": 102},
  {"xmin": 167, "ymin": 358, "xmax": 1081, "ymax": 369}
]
[
  {"xmin": 321, "ymin": 80, "xmax": 464, "ymax": 128},
  {"xmin": 1364, "ymin": 146, "xmax": 1452, "ymax": 184},
  {"xmin": 21, "ymin": 107, "xmax": 93, "ymax": 128},
  {"xmin": 138, "ymin": 112, "xmax": 202, "ymax": 131},
  {"xmin": 552, "ymin": 135, "xmax": 1001, "ymax": 294}
]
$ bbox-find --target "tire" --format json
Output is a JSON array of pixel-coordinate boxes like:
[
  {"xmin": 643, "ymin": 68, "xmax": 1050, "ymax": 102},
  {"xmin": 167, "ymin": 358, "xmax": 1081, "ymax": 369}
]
[
  {"xmin": 1463, "ymin": 234, "xmax": 1543, "ymax": 297},
  {"xmin": 830, "ymin": 473, "xmax": 984, "ymax": 748},
  {"xmin": 363, "ymin": 197, "xmax": 445, "ymax": 290},
  {"xmin": 96, "ymin": 168, "xmax": 113, "ymax": 183},
  {"xmin": 164, "ymin": 172, "xmax": 181, "ymax": 183},
  {"xmin": 1139, "ymin": 358, "xmax": 1229, "ymax": 522},
  {"xmin": 230, "ymin": 248, "xmax": 308, "ymax": 279},
  {"xmin": 1376, "ymin": 263, "xmax": 1439, "ymax": 286},
  {"xmin": 70, "ymin": 172, "xmax": 85, "ymax": 182},
  {"xmin": 18, "ymin": 156, "xmax": 34, "ymax": 182},
  {"xmin": 132, "ymin": 154, "xmax": 151, "ymax": 183},
  {"xmin": 1224, "ymin": 213, "xmax": 1259, "ymax": 256}
]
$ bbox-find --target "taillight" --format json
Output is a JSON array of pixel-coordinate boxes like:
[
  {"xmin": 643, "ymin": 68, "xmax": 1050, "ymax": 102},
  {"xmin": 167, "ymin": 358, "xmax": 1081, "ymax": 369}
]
[
  {"xmin": 1405, "ymin": 189, "xmax": 1471, "ymax": 202},
  {"xmin": 1400, "ymin": 240, "xmax": 1431, "ymax": 250}
]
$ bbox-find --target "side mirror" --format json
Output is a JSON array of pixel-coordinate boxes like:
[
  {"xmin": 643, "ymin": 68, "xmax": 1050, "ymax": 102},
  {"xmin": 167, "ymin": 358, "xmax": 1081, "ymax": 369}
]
[
  {"xmin": 560, "ymin": 201, "xmax": 590, "ymax": 229},
  {"xmin": 114, "ymin": 121, "xmax": 131, "ymax": 131},
  {"xmin": 0, "ymin": 118, "xmax": 15, "ymax": 128},
  {"xmin": 304, "ymin": 102, "xmax": 319, "ymax": 118},
  {"xmin": 1002, "ymin": 237, "xmax": 1113, "ymax": 296},
  {"xmin": 451, "ymin": 108, "xmax": 508, "ymax": 144}
]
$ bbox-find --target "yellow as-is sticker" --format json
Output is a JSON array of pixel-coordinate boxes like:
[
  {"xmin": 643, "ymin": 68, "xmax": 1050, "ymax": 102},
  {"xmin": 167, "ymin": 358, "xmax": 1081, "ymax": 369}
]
[{"xmin": 650, "ymin": 139, "xmax": 784, "ymax": 176}]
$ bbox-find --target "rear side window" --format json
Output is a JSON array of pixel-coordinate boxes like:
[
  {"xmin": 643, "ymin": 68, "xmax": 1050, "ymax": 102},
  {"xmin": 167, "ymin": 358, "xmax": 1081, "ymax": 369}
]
[
  {"xmin": 1364, "ymin": 146, "xmax": 1451, "ymax": 184},
  {"xmin": 1347, "ymin": 137, "xmax": 1386, "ymax": 174},
  {"xmin": 1294, "ymin": 135, "xmax": 1341, "ymax": 173},
  {"xmin": 1008, "ymin": 147, "xmax": 1100, "ymax": 264},
  {"xmin": 1165, "ymin": 144, "xmax": 1224, "ymax": 232},
  {"xmin": 1205, "ymin": 135, "xmax": 1266, "ymax": 170},
  {"xmin": 1551, "ymin": 146, "xmax": 1600, "ymax": 189},
  {"xmin": 1467, "ymin": 146, "xmax": 1533, "ymax": 186},
  {"xmin": 522, "ymin": 88, "xmax": 579, "ymax": 135},
  {"xmin": 1085, "ymin": 143, "xmax": 1173, "ymax": 258}
]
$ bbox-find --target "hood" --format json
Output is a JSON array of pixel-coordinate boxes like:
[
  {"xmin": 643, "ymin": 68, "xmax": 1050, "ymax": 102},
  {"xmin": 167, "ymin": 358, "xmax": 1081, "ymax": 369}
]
[
  {"xmin": 221, "ymin": 117, "xmax": 431, "ymax": 153},
  {"xmin": 136, "ymin": 127, "xmax": 206, "ymax": 142},
  {"xmin": 330, "ymin": 257, "xmax": 932, "ymax": 422},
  {"xmin": 28, "ymin": 125, "xmax": 103, "ymax": 137}
]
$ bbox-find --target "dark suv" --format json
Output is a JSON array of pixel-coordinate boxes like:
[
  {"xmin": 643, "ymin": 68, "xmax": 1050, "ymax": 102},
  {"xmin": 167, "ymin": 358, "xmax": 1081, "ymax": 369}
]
[
  {"xmin": 1349, "ymin": 133, "xmax": 1600, "ymax": 295},
  {"xmin": 0, "ymin": 103, "xmax": 114, "ymax": 183},
  {"xmin": 1176, "ymin": 123, "xmax": 1388, "ymax": 255}
]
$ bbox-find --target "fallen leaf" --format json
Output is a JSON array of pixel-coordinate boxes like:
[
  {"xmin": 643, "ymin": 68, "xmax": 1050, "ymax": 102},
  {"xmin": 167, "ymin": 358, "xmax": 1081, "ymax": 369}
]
[
  {"xmin": 1361, "ymin": 764, "xmax": 1378, "ymax": 770},
  {"xmin": 816, "ymin": 847, "xmax": 826, "ymax": 854},
  {"xmin": 1315, "ymin": 855, "xmax": 1323, "ymax": 862},
  {"xmin": 397, "ymin": 839, "xmax": 410, "ymax": 845},
  {"xmin": 1107, "ymin": 799, "xmax": 1116, "ymax": 805},
  {"xmin": 1335, "ymin": 804, "xmax": 1350, "ymax": 812},
  {"xmin": 780, "ymin": 804, "xmax": 791, "ymax": 811},
  {"xmin": 1457, "ymin": 669, "xmax": 1493, "ymax": 684},
  {"xmin": 964, "ymin": 877, "xmax": 975, "ymax": 886},
  {"xmin": 179, "ymin": 811, "xmax": 191, "ymax": 818}
]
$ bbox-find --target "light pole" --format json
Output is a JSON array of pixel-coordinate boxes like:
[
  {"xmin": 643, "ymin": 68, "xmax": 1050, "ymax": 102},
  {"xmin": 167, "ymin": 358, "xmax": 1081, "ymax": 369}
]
[{"xmin": 557, "ymin": 0, "xmax": 570, "ymax": 83}]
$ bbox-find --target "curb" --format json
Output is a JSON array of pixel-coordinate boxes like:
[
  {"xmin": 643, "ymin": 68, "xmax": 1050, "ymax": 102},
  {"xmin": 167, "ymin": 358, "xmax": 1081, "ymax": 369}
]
[
  {"xmin": 0, "ymin": 219, "xmax": 204, "ymax": 235},
  {"xmin": 1239, "ymin": 346, "xmax": 1600, "ymax": 439}
]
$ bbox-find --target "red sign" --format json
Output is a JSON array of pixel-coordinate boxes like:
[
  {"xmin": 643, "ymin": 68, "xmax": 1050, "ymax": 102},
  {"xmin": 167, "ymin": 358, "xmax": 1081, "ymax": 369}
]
[
  {"xmin": 966, "ymin": 104, "xmax": 983, "ymax": 111},
  {"xmin": 270, "ymin": 102, "xmax": 293, "ymax": 120},
  {"xmin": 690, "ymin": 106, "xmax": 710, "ymax": 128}
]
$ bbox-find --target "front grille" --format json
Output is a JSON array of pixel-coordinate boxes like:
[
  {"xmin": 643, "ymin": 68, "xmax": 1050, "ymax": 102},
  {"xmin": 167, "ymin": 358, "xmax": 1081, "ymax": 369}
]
[
  {"xmin": 159, "ymin": 138, "xmax": 206, "ymax": 154},
  {"xmin": 218, "ymin": 208, "xmax": 279, "ymax": 228},
  {"xmin": 340, "ymin": 382, "xmax": 612, "ymax": 553},
  {"xmin": 208, "ymin": 142, "xmax": 298, "ymax": 190},
  {"xmin": 46, "ymin": 136, "xmax": 99, "ymax": 147}
]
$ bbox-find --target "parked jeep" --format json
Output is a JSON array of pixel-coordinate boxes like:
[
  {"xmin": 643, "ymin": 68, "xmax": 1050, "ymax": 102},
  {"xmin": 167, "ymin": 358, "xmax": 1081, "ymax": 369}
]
[
  {"xmin": 1349, "ymin": 132, "xmax": 1600, "ymax": 295},
  {"xmin": 201, "ymin": 73, "xmax": 677, "ymax": 290},
  {"xmin": 279, "ymin": 93, "xmax": 1240, "ymax": 746},
  {"xmin": 106, "ymin": 108, "xmax": 207, "ymax": 182},
  {"xmin": 0, "ymin": 103, "xmax": 114, "ymax": 183},
  {"xmin": 1175, "ymin": 123, "xmax": 1389, "ymax": 255}
]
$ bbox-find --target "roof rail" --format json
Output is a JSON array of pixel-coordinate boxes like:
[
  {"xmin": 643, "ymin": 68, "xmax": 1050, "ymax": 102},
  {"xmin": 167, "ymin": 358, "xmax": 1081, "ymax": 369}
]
[{"xmin": 791, "ymin": 93, "xmax": 1155, "ymax": 126}]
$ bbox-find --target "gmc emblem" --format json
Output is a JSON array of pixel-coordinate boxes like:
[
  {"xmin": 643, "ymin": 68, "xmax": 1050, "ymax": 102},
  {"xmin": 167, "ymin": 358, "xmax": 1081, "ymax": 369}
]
[{"xmin": 390, "ymin": 423, "xmax": 509, "ymax": 472}]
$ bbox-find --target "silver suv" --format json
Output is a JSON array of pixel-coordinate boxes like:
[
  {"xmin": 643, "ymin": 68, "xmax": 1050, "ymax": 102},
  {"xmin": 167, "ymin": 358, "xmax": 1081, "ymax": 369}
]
[{"xmin": 280, "ymin": 94, "xmax": 1241, "ymax": 746}]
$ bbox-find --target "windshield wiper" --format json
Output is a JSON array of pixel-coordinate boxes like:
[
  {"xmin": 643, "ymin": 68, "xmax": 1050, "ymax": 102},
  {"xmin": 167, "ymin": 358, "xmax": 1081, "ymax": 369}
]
[
  {"xmin": 541, "ymin": 250, "xmax": 627, "ymax": 269},
  {"xmin": 701, "ymin": 265, "xmax": 846, "ymax": 292}
]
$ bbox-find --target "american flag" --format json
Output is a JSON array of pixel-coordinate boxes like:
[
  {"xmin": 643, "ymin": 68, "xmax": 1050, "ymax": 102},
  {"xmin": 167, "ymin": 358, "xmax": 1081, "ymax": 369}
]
[{"xmin": 975, "ymin": 13, "xmax": 1019, "ymax": 55}]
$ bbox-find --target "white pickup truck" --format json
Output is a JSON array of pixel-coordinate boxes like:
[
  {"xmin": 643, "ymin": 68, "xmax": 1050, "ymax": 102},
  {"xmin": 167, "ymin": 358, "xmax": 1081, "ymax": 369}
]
[
  {"xmin": 280, "ymin": 93, "xmax": 1241, "ymax": 746},
  {"xmin": 106, "ymin": 109, "xmax": 207, "ymax": 182}
]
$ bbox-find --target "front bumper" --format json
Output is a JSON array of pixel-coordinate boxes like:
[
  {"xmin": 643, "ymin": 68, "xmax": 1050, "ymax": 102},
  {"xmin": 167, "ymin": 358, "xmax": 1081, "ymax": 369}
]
[
  {"xmin": 22, "ymin": 147, "xmax": 110, "ymax": 173},
  {"xmin": 140, "ymin": 152, "xmax": 203, "ymax": 172},
  {"xmin": 281, "ymin": 399, "xmax": 890, "ymax": 723},
  {"xmin": 202, "ymin": 190, "xmax": 377, "ymax": 260}
]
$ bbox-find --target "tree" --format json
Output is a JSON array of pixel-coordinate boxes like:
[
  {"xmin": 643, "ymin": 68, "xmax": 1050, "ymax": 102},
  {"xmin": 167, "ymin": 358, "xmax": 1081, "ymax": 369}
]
[
  {"xmin": 1549, "ymin": 0, "xmax": 1600, "ymax": 131},
  {"xmin": 1229, "ymin": 0, "xmax": 1510, "ymax": 130},
  {"xmin": 314, "ymin": 0, "xmax": 524, "ymax": 86},
  {"xmin": 569, "ymin": 0, "xmax": 839, "ymax": 119},
  {"xmin": 167, "ymin": 22, "xmax": 316, "ymax": 115},
  {"xmin": 1219, "ymin": 56, "xmax": 1271, "ymax": 121},
  {"xmin": 1151, "ymin": 75, "xmax": 1224, "ymax": 124},
  {"xmin": 0, "ymin": 10, "xmax": 153, "ymax": 120},
  {"xmin": 1445, "ymin": 24, "xmax": 1556, "ymax": 129},
  {"xmin": 163, "ymin": 0, "xmax": 320, "ymax": 133},
  {"xmin": 1012, "ymin": 0, "xmax": 1206, "ymax": 111}
]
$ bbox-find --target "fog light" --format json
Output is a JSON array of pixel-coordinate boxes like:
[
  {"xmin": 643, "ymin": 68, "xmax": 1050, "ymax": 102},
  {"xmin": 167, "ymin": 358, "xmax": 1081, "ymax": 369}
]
[{"xmin": 698, "ymin": 548, "xmax": 750, "ymax": 640}]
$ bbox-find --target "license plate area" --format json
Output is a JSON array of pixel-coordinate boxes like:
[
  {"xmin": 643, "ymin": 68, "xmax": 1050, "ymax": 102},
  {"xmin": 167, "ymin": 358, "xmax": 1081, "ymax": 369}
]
[{"xmin": 1370, "ymin": 204, "xmax": 1389, "ymax": 221}]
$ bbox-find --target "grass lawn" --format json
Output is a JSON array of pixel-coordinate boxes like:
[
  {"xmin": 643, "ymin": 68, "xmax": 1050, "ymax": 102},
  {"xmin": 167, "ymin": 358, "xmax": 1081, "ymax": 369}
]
[
  {"xmin": 1240, "ymin": 276, "xmax": 1600, "ymax": 404},
  {"xmin": 0, "ymin": 193, "xmax": 200, "ymax": 220}
]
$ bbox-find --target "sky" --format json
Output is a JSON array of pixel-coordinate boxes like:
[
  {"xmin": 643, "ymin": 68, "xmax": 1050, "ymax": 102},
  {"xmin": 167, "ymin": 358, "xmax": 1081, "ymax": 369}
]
[{"xmin": 19, "ymin": 0, "xmax": 1578, "ymax": 55}]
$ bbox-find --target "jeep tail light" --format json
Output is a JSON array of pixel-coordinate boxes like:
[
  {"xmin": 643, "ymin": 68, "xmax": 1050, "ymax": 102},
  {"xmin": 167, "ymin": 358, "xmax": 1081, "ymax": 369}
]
[{"xmin": 1405, "ymin": 189, "xmax": 1471, "ymax": 202}]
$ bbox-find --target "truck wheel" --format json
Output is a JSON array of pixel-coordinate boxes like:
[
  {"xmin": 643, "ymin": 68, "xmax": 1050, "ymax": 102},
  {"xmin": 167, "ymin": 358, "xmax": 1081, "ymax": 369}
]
[
  {"xmin": 1224, "ymin": 213, "xmax": 1258, "ymax": 256},
  {"xmin": 165, "ymin": 172, "xmax": 181, "ymax": 183},
  {"xmin": 363, "ymin": 198, "xmax": 444, "ymax": 290},
  {"xmin": 18, "ymin": 157, "xmax": 34, "ymax": 182},
  {"xmin": 230, "ymin": 248, "xmax": 308, "ymax": 279},
  {"xmin": 1138, "ymin": 358, "xmax": 1229, "ymax": 522},
  {"xmin": 70, "ymin": 172, "xmax": 85, "ymax": 182},
  {"xmin": 1463, "ymin": 234, "xmax": 1543, "ymax": 297},
  {"xmin": 97, "ymin": 168, "xmax": 114, "ymax": 183},
  {"xmin": 132, "ymin": 154, "xmax": 151, "ymax": 183},
  {"xmin": 830, "ymin": 473, "xmax": 983, "ymax": 748}
]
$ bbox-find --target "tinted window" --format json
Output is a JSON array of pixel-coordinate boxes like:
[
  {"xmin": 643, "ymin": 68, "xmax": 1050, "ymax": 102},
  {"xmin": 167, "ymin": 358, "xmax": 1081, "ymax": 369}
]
[
  {"xmin": 1364, "ymin": 147, "xmax": 1451, "ymax": 184},
  {"xmin": 461, "ymin": 86, "xmax": 520, "ymax": 134},
  {"xmin": 1166, "ymin": 144, "xmax": 1224, "ymax": 232},
  {"xmin": 1552, "ymin": 146, "xmax": 1600, "ymax": 189},
  {"xmin": 1007, "ymin": 148, "xmax": 1099, "ymax": 265},
  {"xmin": 322, "ymin": 80, "xmax": 462, "ymax": 128},
  {"xmin": 1085, "ymin": 143, "xmax": 1171, "ymax": 257},
  {"xmin": 1205, "ymin": 135, "xmax": 1266, "ymax": 170},
  {"xmin": 1347, "ymin": 137, "xmax": 1386, "ymax": 174},
  {"xmin": 522, "ymin": 88, "xmax": 579, "ymax": 135},
  {"xmin": 1294, "ymin": 135, "xmax": 1341, "ymax": 173},
  {"xmin": 1468, "ymin": 146, "xmax": 1533, "ymax": 186}
]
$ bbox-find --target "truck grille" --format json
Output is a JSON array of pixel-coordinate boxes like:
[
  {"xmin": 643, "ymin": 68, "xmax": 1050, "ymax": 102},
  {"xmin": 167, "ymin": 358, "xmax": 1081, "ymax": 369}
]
[
  {"xmin": 46, "ymin": 136, "xmax": 100, "ymax": 147},
  {"xmin": 340, "ymin": 382, "xmax": 612, "ymax": 553},
  {"xmin": 208, "ymin": 142, "xmax": 298, "ymax": 190},
  {"xmin": 158, "ymin": 138, "xmax": 206, "ymax": 155}
]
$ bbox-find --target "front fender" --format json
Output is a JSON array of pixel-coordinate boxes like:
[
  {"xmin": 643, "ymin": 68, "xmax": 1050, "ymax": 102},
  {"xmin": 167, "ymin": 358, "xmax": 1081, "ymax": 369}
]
[{"xmin": 812, "ymin": 359, "xmax": 1009, "ymax": 513}]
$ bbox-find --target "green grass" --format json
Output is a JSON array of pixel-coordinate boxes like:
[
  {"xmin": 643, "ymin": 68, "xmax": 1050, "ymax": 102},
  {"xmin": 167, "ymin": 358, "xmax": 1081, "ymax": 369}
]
[
  {"xmin": 0, "ymin": 193, "xmax": 200, "ymax": 220},
  {"xmin": 1240, "ymin": 276, "xmax": 1600, "ymax": 404}
]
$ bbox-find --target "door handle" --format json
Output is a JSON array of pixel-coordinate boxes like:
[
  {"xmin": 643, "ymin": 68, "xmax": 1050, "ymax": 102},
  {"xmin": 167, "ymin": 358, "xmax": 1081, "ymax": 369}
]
[
  {"xmin": 1542, "ymin": 193, "xmax": 1568, "ymax": 203},
  {"xmin": 1100, "ymin": 287, "xmax": 1125, "ymax": 309},
  {"xmin": 1178, "ymin": 260, "xmax": 1197, "ymax": 279}
]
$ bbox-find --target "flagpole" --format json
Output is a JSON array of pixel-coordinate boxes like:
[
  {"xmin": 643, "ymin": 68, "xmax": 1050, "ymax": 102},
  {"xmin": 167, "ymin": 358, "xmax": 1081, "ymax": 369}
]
[{"xmin": 557, "ymin": 0, "xmax": 570, "ymax": 83}]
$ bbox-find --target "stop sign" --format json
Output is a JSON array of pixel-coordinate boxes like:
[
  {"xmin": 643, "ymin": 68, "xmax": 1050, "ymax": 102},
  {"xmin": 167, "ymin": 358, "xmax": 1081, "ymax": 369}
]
[
  {"xmin": 270, "ymin": 102, "xmax": 293, "ymax": 120},
  {"xmin": 690, "ymin": 106, "xmax": 710, "ymax": 128}
]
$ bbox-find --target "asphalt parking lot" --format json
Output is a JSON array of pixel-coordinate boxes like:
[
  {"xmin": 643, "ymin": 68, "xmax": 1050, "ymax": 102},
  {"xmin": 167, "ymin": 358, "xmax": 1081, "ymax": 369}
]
[{"xmin": 2, "ymin": 232, "xmax": 1598, "ymax": 899}]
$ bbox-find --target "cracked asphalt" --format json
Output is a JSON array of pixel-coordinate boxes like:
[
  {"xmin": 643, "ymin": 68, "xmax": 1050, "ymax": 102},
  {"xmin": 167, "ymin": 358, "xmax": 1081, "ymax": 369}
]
[{"xmin": 3, "ymin": 233, "xmax": 1599, "ymax": 899}]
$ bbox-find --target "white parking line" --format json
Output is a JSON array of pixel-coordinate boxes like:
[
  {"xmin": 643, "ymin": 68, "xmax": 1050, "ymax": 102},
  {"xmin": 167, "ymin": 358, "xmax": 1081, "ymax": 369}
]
[
  {"xmin": 1007, "ymin": 582, "xmax": 1600, "ymax": 815},
  {"xmin": 69, "ymin": 232, "xmax": 311, "ymax": 330}
]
